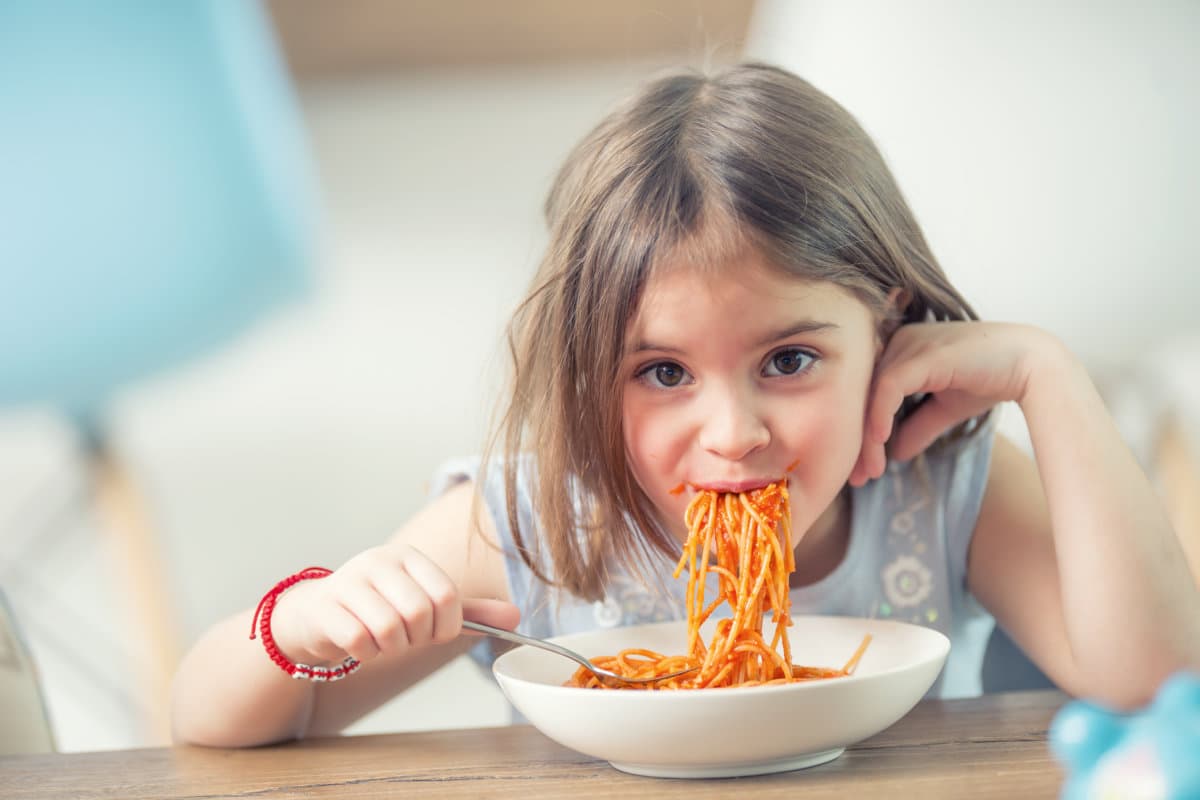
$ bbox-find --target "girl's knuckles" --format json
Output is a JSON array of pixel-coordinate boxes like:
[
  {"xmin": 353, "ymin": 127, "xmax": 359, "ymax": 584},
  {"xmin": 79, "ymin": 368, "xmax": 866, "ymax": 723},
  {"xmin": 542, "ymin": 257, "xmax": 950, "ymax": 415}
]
[
  {"xmin": 332, "ymin": 625, "xmax": 371, "ymax": 653},
  {"xmin": 404, "ymin": 602, "xmax": 434, "ymax": 629},
  {"xmin": 427, "ymin": 588, "xmax": 458, "ymax": 609},
  {"xmin": 372, "ymin": 616, "xmax": 403, "ymax": 643},
  {"xmin": 310, "ymin": 638, "xmax": 349, "ymax": 661},
  {"xmin": 431, "ymin": 626, "xmax": 460, "ymax": 645}
]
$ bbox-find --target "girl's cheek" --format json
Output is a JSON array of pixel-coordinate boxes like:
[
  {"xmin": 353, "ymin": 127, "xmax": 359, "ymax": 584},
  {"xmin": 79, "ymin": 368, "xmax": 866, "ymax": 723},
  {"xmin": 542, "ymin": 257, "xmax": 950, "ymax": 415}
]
[
  {"xmin": 624, "ymin": 408, "xmax": 684, "ymax": 481},
  {"xmin": 787, "ymin": 397, "xmax": 863, "ymax": 474}
]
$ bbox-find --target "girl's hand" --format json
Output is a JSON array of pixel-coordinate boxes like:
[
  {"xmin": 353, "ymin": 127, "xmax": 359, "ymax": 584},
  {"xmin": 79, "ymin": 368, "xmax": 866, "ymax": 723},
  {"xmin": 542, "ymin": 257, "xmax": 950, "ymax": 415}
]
[
  {"xmin": 267, "ymin": 543, "xmax": 519, "ymax": 667},
  {"xmin": 849, "ymin": 321, "xmax": 1061, "ymax": 486}
]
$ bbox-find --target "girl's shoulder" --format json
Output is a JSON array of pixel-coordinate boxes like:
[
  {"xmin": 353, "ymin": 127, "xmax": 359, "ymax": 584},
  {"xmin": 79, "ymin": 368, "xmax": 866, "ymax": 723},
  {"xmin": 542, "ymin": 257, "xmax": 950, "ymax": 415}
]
[
  {"xmin": 382, "ymin": 461, "xmax": 513, "ymax": 605},
  {"xmin": 427, "ymin": 453, "xmax": 549, "ymax": 604},
  {"xmin": 427, "ymin": 455, "xmax": 681, "ymax": 639},
  {"xmin": 428, "ymin": 454, "xmax": 540, "ymax": 550}
]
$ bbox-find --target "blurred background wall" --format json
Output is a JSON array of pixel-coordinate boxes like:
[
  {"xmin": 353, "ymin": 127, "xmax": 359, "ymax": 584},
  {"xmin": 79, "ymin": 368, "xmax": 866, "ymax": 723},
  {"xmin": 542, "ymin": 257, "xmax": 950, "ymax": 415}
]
[
  {"xmin": 1, "ymin": 0, "xmax": 1196, "ymax": 753},
  {"xmin": 750, "ymin": 0, "xmax": 1200, "ymax": 373}
]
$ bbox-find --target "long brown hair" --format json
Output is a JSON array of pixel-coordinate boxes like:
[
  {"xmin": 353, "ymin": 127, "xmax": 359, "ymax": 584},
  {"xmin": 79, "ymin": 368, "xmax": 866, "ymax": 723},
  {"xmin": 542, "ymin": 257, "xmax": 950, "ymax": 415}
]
[{"xmin": 483, "ymin": 62, "xmax": 980, "ymax": 602}]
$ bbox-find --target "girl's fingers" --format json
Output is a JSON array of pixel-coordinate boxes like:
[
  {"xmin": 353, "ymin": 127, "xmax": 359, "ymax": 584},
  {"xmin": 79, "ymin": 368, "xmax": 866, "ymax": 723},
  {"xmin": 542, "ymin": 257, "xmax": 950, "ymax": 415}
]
[
  {"xmin": 860, "ymin": 356, "xmax": 943, "ymax": 481},
  {"xmin": 866, "ymin": 371, "xmax": 908, "ymax": 445},
  {"xmin": 868, "ymin": 334, "xmax": 920, "ymax": 441},
  {"xmin": 847, "ymin": 449, "xmax": 868, "ymax": 488},
  {"xmin": 394, "ymin": 550, "xmax": 461, "ymax": 644},
  {"xmin": 848, "ymin": 435, "xmax": 884, "ymax": 486},
  {"xmin": 869, "ymin": 353, "xmax": 955, "ymax": 445},
  {"xmin": 317, "ymin": 601, "xmax": 380, "ymax": 664},
  {"xmin": 462, "ymin": 598, "xmax": 521, "ymax": 631},
  {"xmin": 889, "ymin": 396, "xmax": 957, "ymax": 462},
  {"xmin": 369, "ymin": 567, "xmax": 435, "ymax": 647},
  {"xmin": 307, "ymin": 545, "xmax": 515, "ymax": 663},
  {"xmin": 340, "ymin": 583, "xmax": 410, "ymax": 654}
]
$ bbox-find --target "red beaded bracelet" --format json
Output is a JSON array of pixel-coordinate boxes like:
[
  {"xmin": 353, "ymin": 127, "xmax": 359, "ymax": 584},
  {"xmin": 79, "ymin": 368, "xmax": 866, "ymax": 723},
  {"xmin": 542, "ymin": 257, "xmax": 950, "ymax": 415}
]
[{"xmin": 249, "ymin": 566, "xmax": 361, "ymax": 682}]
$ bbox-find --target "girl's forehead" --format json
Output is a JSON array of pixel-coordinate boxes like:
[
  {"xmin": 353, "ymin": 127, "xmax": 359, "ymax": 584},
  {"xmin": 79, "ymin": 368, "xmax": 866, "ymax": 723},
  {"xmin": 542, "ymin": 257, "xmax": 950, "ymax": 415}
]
[
  {"xmin": 627, "ymin": 257, "xmax": 876, "ymax": 347},
  {"xmin": 641, "ymin": 251, "xmax": 868, "ymax": 312}
]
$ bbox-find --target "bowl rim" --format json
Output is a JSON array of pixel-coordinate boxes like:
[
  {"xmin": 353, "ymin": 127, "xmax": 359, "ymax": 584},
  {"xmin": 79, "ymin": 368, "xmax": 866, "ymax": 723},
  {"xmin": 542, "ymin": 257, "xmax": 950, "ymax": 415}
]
[{"xmin": 491, "ymin": 614, "xmax": 950, "ymax": 699}]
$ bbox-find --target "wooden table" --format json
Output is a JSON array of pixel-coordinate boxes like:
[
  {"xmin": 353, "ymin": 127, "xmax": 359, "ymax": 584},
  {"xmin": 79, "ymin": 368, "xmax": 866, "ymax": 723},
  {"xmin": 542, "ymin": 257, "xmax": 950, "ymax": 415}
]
[{"xmin": 2, "ymin": 690, "xmax": 1068, "ymax": 799}]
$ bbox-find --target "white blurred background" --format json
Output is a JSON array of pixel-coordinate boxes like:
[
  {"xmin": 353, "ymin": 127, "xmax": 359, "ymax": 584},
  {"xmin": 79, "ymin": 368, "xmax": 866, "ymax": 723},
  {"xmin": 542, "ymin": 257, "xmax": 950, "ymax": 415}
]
[{"xmin": 2, "ymin": 0, "xmax": 1197, "ymax": 753}]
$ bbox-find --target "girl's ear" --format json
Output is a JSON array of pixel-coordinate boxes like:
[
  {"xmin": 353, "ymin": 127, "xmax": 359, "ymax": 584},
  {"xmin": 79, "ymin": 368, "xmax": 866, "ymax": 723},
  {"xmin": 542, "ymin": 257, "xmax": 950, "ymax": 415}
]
[
  {"xmin": 886, "ymin": 287, "xmax": 912, "ymax": 314},
  {"xmin": 876, "ymin": 287, "xmax": 912, "ymax": 355}
]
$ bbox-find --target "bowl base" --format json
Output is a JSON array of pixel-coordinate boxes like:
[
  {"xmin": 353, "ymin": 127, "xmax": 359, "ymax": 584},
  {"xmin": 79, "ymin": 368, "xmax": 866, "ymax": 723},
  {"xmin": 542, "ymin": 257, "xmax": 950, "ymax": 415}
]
[{"xmin": 609, "ymin": 746, "xmax": 845, "ymax": 779}]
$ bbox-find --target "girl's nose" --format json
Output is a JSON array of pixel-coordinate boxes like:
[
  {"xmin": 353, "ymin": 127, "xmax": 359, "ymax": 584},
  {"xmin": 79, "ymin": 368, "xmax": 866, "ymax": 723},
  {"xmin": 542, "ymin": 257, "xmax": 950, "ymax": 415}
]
[{"xmin": 697, "ymin": 387, "xmax": 770, "ymax": 461}]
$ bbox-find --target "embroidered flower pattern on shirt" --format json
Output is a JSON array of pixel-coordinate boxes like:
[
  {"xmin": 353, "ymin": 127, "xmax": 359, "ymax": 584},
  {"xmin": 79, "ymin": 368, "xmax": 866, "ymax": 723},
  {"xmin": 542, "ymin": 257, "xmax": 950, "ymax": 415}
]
[
  {"xmin": 592, "ymin": 597, "xmax": 623, "ymax": 628},
  {"xmin": 882, "ymin": 555, "xmax": 934, "ymax": 609}
]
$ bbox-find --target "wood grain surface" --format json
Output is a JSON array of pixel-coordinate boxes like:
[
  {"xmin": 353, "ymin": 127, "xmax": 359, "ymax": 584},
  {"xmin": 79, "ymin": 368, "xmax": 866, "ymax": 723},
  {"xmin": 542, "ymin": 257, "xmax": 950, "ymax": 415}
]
[{"xmin": 1, "ymin": 690, "xmax": 1068, "ymax": 799}]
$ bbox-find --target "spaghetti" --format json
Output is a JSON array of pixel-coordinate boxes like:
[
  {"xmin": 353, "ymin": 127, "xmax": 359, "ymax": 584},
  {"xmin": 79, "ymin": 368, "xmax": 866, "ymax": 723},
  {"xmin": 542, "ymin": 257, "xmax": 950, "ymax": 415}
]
[{"xmin": 565, "ymin": 481, "xmax": 870, "ymax": 689}]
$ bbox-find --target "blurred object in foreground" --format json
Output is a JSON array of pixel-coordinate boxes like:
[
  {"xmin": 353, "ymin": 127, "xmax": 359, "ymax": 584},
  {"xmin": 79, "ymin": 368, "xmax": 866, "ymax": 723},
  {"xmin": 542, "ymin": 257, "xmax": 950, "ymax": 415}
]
[
  {"xmin": 0, "ymin": 0, "xmax": 317, "ymax": 746},
  {"xmin": 1051, "ymin": 672, "xmax": 1200, "ymax": 800}
]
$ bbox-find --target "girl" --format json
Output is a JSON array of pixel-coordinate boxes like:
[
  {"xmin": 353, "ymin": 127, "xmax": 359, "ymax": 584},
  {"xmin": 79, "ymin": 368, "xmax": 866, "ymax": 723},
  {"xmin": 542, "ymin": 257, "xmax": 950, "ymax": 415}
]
[{"xmin": 171, "ymin": 62, "xmax": 1200, "ymax": 747}]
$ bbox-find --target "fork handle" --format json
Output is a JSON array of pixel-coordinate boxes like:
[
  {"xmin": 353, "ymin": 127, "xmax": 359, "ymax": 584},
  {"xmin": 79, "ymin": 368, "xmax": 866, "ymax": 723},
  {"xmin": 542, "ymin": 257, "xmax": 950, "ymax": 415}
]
[
  {"xmin": 461, "ymin": 620, "xmax": 589, "ymax": 669},
  {"xmin": 463, "ymin": 620, "xmax": 697, "ymax": 684}
]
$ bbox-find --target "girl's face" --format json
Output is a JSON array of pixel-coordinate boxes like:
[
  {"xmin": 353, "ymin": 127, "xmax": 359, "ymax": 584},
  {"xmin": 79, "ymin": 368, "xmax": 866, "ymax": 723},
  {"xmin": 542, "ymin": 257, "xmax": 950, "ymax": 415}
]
[{"xmin": 621, "ymin": 250, "xmax": 881, "ymax": 543}]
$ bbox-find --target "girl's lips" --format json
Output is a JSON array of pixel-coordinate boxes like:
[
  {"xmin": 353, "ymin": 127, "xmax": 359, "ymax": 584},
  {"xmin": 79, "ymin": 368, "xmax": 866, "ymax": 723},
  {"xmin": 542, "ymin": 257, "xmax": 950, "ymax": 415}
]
[{"xmin": 690, "ymin": 478, "xmax": 778, "ymax": 493}]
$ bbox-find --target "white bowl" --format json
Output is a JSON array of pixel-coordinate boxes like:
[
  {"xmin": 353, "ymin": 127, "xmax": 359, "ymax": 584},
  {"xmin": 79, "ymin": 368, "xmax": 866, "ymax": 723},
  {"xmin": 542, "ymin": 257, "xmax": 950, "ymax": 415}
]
[{"xmin": 491, "ymin": 615, "xmax": 949, "ymax": 778}]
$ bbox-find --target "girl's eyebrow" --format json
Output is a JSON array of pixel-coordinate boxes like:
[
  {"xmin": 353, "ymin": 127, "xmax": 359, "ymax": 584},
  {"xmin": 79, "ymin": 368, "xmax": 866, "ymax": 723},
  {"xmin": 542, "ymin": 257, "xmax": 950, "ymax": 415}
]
[
  {"xmin": 754, "ymin": 320, "xmax": 839, "ymax": 347},
  {"xmin": 631, "ymin": 320, "xmax": 839, "ymax": 355}
]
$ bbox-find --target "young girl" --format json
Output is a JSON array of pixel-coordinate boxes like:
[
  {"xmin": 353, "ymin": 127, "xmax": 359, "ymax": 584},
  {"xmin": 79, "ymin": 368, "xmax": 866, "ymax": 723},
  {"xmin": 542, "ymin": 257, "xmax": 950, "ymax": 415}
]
[{"xmin": 171, "ymin": 62, "xmax": 1200, "ymax": 747}]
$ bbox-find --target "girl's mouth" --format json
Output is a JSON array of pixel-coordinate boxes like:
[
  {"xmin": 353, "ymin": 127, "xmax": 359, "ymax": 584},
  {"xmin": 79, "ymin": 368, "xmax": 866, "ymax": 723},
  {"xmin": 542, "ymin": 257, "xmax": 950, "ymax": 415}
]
[
  {"xmin": 681, "ymin": 477, "xmax": 780, "ymax": 494},
  {"xmin": 675, "ymin": 460, "xmax": 798, "ymax": 496}
]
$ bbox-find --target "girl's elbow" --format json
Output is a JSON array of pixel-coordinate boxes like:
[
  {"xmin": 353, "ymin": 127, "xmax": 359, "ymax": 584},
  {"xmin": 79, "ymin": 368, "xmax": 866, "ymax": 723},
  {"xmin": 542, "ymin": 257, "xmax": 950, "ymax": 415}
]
[
  {"xmin": 170, "ymin": 709, "xmax": 244, "ymax": 748},
  {"xmin": 171, "ymin": 717, "xmax": 299, "ymax": 749},
  {"xmin": 1063, "ymin": 649, "xmax": 1199, "ymax": 712},
  {"xmin": 170, "ymin": 714, "xmax": 229, "ymax": 748},
  {"xmin": 170, "ymin": 694, "xmax": 301, "ymax": 748}
]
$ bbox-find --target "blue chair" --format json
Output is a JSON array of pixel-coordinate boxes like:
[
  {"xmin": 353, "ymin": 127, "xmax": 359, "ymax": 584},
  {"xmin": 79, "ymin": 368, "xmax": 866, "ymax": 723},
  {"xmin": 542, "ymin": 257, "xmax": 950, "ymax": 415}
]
[
  {"xmin": 0, "ymin": 0, "xmax": 317, "ymax": 743},
  {"xmin": 0, "ymin": 0, "xmax": 315, "ymax": 426}
]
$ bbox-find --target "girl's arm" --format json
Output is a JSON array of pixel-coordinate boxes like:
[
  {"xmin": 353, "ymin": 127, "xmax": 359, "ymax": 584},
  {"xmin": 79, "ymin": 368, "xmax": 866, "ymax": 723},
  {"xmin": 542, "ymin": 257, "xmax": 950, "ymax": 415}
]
[
  {"xmin": 170, "ymin": 481, "xmax": 517, "ymax": 747},
  {"xmin": 854, "ymin": 323, "xmax": 1200, "ymax": 708},
  {"xmin": 971, "ymin": 340, "xmax": 1200, "ymax": 707}
]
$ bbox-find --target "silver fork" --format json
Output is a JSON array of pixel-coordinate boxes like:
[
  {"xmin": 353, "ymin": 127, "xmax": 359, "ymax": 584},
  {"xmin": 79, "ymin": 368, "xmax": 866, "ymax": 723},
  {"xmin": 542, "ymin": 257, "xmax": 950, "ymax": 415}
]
[{"xmin": 462, "ymin": 620, "xmax": 697, "ymax": 685}]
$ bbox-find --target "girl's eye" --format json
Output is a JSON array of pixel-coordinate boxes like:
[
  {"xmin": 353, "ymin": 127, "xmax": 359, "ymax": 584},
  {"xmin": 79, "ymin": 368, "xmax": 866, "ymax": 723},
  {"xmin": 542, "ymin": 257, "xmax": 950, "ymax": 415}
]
[
  {"xmin": 636, "ymin": 361, "xmax": 692, "ymax": 388},
  {"xmin": 763, "ymin": 348, "xmax": 816, "ymax": 377}
]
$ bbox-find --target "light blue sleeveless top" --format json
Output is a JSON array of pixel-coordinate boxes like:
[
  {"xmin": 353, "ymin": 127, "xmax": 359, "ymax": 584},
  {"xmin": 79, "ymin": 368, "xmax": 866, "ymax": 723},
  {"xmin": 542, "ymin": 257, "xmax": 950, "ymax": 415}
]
[{"xmin": 430, "ymin": 426, "xmax": 996, "ymax": 700}]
